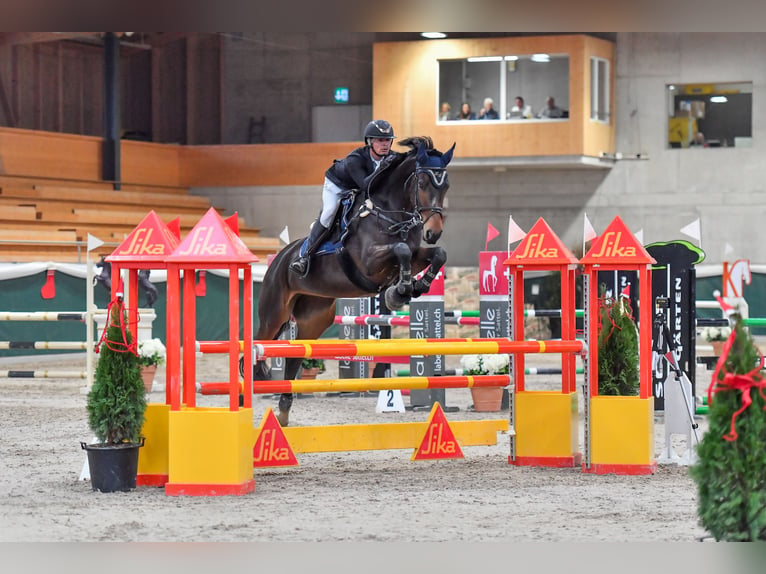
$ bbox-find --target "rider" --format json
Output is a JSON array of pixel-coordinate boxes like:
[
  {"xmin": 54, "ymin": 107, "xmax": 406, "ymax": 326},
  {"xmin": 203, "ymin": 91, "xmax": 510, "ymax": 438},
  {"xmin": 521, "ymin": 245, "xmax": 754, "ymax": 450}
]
[{"xmin": 289, "ymin": 119, "xmax": 397, "ymax": 276}]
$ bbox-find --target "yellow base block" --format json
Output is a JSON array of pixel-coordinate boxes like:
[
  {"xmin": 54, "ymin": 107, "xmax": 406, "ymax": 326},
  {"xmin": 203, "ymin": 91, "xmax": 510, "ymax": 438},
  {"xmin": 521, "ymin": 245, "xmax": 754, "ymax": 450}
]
[
  {"xmin": 137, "ymin": 403, "xmax": 170, "ymax": 486},
  {"xmin": 588, "ymin": 396, "xmax": 655, "ymax": 473},
  {"xmin": 512, "ymin": 391, "xmax": 580, "ymax": 467},
  {"xmin": 166, "ymin": 407, "xmax": 255, "ymax": 495}
]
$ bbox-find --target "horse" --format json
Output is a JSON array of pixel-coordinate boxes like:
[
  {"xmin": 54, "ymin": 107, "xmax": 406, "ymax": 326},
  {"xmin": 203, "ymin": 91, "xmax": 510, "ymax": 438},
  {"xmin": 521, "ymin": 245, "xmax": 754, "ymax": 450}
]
[{"xmin": 251, "ymin": 136, "xmax": 455, "ymax": 426}]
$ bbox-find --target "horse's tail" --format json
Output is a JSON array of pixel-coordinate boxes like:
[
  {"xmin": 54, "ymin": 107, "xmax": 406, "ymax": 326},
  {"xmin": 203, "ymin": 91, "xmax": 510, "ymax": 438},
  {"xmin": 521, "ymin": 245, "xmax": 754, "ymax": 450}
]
[
  {"xmin": 254, "ymin": 359, "xmax": 272, "ymax": 381},
  {"xmin": 238, "ymin": 356, "xmax": 272, "ymax": 380}
]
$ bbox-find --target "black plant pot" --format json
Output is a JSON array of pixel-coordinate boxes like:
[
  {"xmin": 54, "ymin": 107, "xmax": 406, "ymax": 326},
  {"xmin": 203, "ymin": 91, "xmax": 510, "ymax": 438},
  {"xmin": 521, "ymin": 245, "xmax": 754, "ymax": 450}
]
[{"xmin": 81, "ymin": 438, "xmax": 144, "ymax": 492}]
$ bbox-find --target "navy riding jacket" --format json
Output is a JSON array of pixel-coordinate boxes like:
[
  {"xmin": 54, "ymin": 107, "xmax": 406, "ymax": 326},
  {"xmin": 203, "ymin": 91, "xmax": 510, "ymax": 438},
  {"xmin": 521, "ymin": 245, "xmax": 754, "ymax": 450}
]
[{"xmin": 325, "ymin": 146, "xmax": 378, "ymax": 191}]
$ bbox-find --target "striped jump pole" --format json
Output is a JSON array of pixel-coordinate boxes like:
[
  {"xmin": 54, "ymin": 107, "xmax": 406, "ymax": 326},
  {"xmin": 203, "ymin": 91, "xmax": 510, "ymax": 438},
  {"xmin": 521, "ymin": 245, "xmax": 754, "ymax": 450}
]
[
  {"xmin": 200, "ymin": 374, "xmax": 511, "ymax": 396},
  {"xmin": 395, "ymin": 367, "xmax": 585, "ymax": 377},
  {"xmin": 0, "ymin": 311, "xmax": 89, "ymax": 321},
  {"xmin": 392, "ymin": 309, "xmax": 480, "ymax": 318},
  {"xmin": 0, "ymin": 341, "xmax": 89, "ymax": 351},
  {"xmin": 334, "ymin": 314, "xmax": 480, "ymax": 327},
  {"xmin": 0, "ymin": 369, "xmax": 87, "ymax": 379},
  {"xmin": 196, "ymin": 337, "xmax": 585, "ymax": 360}
]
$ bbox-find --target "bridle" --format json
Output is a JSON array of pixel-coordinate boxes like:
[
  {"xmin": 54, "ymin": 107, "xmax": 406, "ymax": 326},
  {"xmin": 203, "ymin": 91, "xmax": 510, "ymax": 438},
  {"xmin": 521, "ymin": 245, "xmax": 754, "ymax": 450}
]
[{"xmin": 412, "ymin": 165, "xmax": 448, "ymax": 225}]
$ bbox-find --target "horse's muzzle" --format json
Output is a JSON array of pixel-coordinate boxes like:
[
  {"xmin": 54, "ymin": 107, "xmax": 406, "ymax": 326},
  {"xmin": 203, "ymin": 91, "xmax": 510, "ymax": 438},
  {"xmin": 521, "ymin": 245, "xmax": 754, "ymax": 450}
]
[{"xmin": 424, "ymin": 228, "xmax": 442, "ymax": 244}]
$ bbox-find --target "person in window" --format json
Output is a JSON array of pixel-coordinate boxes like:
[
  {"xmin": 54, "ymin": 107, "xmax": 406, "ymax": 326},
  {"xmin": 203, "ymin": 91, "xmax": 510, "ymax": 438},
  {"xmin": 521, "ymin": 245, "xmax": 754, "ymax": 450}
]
[
  {"xmin": 289, "ymin": 119, "xmax": 396, "ymax": 276},
  {"xmin": 457, "ymin": 102, "xmax": 475, "ymax": 120},
  {"xmin": 508, "ymin": 96, "xmax": 532, "ymax": 119},
  {"xmin": 478, "ymin": 97, "xmax": 500, "ymax": 120},
  {"xmin": 690, "ymin": 131, "xmax": 707, "ymax": 147},
  {"xmin": 538, "ymin": 96, "xmax": 564, "ymax": 119},
  {"xmin": 439, "ymin": 102, "xmax": 452, "ymax": 121}
]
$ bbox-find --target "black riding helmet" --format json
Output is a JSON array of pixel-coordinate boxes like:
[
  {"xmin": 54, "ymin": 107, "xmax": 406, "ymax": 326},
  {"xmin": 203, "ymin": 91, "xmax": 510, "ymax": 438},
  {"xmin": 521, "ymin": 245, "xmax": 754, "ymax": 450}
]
[{"xmin": 364, "ymin": 120, "xmax": 395, "ymax": 144}]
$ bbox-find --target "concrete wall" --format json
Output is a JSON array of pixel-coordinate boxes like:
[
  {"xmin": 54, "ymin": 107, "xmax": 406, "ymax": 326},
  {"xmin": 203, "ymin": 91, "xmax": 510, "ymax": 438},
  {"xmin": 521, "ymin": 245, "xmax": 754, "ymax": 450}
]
[{"xmin": 222, "ymin": 33, "xmax": 375, "ymax": 144}]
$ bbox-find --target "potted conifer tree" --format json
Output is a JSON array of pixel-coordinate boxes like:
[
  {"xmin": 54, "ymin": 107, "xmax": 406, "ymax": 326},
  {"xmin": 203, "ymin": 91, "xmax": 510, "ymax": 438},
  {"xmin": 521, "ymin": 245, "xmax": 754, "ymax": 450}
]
[
  {"xmin": 597, "ymin": 287, "xmax": 640, "ymax": 396},
  {"xmin": 81, "ymin": 295, "xmax": 147, "ymax": 492},
  {"xmin": 691, "ymin": 314, "xmax": 766, "ymax": 540}
]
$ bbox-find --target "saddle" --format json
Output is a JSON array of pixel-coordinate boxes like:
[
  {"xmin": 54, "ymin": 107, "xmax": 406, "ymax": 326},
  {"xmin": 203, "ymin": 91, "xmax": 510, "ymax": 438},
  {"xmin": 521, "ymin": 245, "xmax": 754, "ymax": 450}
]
[{"xmin": 298, "ymin": 189, "xmax": 360, "ymax": 258}]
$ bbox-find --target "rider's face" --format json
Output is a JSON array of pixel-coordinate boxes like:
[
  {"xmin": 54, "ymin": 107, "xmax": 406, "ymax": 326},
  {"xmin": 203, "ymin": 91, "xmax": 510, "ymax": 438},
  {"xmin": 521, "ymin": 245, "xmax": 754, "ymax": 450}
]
[{"xmin": 370, "ymin": 138, "xmax": 392, "ymax": 159}]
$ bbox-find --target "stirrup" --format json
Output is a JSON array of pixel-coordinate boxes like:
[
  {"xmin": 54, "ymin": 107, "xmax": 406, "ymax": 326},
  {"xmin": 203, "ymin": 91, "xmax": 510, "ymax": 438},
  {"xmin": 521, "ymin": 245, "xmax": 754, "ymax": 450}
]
[{"xmin": 289, "ymin": 257, "xmax": 309, "ymax": 276}]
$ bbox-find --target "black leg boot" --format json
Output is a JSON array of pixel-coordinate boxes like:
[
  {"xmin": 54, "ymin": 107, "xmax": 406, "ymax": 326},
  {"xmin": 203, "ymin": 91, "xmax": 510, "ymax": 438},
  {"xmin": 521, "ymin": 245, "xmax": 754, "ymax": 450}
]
[{"xmin": 289, "ymin": 222, "xmax": 329, "ymax": 276}]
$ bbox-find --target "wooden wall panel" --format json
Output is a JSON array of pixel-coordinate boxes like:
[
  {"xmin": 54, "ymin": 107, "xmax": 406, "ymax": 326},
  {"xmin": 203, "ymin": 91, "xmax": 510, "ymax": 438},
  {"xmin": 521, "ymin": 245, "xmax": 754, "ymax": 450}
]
[
  {"xmin": 180, "ymin": 142, "xmax": 355, "ymax": 187},
  {"xmin": 121, "ymin": 139, "xmax": 182, "ymax": 187},
  {"xmin": 0, "ymin": 127, "xmax": 101, "ymax": 181}
]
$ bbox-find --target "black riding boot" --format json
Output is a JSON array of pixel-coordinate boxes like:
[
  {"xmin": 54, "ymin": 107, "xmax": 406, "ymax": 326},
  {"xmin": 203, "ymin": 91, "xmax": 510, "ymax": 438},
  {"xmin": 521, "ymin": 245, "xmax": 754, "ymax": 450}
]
[{"xmin": 289, "ymin": 222, "xmax": 329, "ymax": 276}]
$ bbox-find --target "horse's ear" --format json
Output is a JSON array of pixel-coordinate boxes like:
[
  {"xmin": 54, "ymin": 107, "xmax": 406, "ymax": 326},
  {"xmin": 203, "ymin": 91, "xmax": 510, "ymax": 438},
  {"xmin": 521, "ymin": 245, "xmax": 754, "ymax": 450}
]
[
  {"xmin": 441, "ymin": 142, "xmax": 456, "ymax": 167},
  {"xmin": 416, "ymin": 141, "xmax": 429, "ymax": 165}
]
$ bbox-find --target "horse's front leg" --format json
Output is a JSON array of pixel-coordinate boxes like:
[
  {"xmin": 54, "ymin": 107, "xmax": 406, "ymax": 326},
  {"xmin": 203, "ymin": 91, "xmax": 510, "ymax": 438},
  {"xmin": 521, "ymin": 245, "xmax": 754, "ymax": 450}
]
[
  {"xmin": 384, "ymin": 242, "xmax": 413, "ymax": 310},
  {"xmin": 277, "ymin": 356, "xmax": 302, "ymax": 427},
  {"xmin": 412, "ymin": 246, "xmax": 447, "ymax": 298}
]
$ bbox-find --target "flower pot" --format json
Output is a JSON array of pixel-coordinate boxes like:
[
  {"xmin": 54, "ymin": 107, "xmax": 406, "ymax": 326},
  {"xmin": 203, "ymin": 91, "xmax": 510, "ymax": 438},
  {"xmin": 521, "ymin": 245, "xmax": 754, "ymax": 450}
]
[
  {"xmin": 470, "ymin": 387, "xmax": 504, "ymax": 412},
  {"xmin": 81, "ymin": 438, "xmax": 144, "ymax": 492},
  {"xmin": 711, "ymin": 341, "xmax": 724, "ymax": 356},
  {"xmin": 140, "ymin": 365, "xmax": 157, "ymax": 393},
  {"xmin": 300, "ymin": 367, "xmax": 321, "ymax": 380}
]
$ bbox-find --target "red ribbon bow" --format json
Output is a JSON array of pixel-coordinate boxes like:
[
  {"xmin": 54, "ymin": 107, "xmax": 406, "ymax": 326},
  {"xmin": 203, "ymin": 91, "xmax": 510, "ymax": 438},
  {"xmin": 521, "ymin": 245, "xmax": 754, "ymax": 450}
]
[{"xmin": 707, "ymin": 329, "xmax": 766, "ymax": 441}]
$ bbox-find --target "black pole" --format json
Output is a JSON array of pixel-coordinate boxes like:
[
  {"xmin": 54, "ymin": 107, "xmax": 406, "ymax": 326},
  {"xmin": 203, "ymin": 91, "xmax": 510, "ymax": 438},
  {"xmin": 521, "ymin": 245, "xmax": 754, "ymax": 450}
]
[{"xmin": 102, "ymin": 32, "xmax": 121, "ymax": 190}]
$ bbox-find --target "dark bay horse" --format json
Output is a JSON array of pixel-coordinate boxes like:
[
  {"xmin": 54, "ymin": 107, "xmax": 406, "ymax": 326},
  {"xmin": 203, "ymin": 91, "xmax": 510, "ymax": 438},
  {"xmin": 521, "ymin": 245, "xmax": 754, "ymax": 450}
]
[{"xmin": 253, "ymin": 136, "xmax": 455, "ymax": 426}]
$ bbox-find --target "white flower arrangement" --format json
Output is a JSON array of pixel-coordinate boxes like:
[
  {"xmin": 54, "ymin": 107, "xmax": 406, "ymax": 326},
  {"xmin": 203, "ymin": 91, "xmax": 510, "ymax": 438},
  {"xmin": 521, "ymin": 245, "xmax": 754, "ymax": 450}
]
[
  {"xmin": 460, "ymin": 353, "xmax": 509, "ymax": 375},
  {"xmin": 700, "ymin": 326, "xmax": 732, "ymax": 343},
  {"xmin": 137, "ymin": 338, "xmax": 166, "ymax": 367}
]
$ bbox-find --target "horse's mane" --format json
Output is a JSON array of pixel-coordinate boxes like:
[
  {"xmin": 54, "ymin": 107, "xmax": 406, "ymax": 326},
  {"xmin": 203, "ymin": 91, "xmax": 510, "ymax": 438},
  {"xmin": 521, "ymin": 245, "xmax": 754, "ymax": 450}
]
[{"xmin": 397, "ymin": 136, "xmax": 434, "ymax": 154}]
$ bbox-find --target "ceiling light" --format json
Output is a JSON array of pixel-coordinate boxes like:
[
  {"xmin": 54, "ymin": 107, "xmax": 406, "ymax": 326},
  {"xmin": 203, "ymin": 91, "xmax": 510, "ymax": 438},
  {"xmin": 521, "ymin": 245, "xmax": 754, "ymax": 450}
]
[
  {"xmin": 531, "ymin": 53, "xmax": 550, "ymax": 62},
  {"xmin": 421, "ymin": 32, "xmax": 447, "ymax": 39},
  {"xmin": 710, "ymin": 96, "xmax": 728, "ymax": 103},
  {"xmin": 467, "ymin": 56, "xmax": 503, "ymax": 62},
  {"xmin": 504, "ymin": 55, "xmax": 518, "ymax": 61}
]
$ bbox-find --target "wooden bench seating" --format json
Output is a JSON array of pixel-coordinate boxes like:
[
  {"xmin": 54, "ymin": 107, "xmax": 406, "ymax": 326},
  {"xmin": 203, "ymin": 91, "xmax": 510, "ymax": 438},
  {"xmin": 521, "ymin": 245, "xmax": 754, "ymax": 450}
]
[
  {"xmin": 0, "ymin": 175, "xmax": 280, "ymax": 264},
  {"xmin": 1, "ymin": 186, "xmax": 212, "ymax": 210}
]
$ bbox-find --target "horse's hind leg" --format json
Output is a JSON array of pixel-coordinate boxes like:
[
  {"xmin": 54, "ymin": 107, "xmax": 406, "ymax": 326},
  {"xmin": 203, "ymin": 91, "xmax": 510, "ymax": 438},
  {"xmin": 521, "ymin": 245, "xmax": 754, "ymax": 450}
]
[{"xmin": 276, "ymin": 296, "xmax": 336, "ymax": 427}]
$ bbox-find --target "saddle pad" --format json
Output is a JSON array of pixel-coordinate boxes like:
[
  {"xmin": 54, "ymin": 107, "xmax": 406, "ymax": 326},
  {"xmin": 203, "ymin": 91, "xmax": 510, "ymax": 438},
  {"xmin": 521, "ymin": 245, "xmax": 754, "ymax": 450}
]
[{"xmin": 299, "ymin": 191, "xmax": 357, "ymax": 257}]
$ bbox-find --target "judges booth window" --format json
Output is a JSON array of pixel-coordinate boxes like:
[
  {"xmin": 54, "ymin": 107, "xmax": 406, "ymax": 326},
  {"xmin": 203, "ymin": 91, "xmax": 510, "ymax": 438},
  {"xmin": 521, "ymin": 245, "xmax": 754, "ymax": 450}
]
[
  {"xmin": 437, "ymin": 55, "xmax": 569, "ymax": 122},
  {"xmin": 590, "ymin": 57, "xmax": 610, "ymax": 122},
  {"xmin": 667, "ymin": 82, "xmax": 752, "ymax": 149}
]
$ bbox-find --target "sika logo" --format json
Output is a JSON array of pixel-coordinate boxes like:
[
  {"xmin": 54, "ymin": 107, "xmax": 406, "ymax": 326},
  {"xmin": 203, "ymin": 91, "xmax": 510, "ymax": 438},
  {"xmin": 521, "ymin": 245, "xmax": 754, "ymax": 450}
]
[
  {"xmin": 123, "ymin": 228, "xmax": 165, "ymax": 255},
  {"xmin": 517, "ymin": 233, "xmax": 559, "ymax": 258},
  {"xmin": 420, "ymin": 423, "xmax": 457, "ymax": 455},
  {"xmin": 412, "ymin": 404, "xmax": 463, "ymax": 460},
  {"xmin": 253, "ymin": 429, "xmax": 291, "ymax": 462},
  {"xmin": 592, "ymin": 231, "xmax": 636, "ymax": 258},
  {"xmin": 253, "ymin": 409, "xmax": 297, "ymax": 467},
  {"xmin": 178, "ymin": 226, "xmax": 227, "ymax": 256}
]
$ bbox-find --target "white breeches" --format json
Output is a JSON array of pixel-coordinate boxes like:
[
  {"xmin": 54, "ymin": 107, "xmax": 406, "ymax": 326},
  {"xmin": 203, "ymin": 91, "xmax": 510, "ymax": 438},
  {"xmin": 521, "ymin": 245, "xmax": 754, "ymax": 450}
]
[{"xmin": 319, "ymin": 177, "xmax": 344, "ymax": 228}]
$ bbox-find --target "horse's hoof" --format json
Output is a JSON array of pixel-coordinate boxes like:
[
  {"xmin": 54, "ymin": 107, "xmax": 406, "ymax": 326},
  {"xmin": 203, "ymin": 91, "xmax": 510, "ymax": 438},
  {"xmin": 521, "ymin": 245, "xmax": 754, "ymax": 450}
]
[
  {"xmin": 385, "ymin": 287, "xmax": 407, "ymax": 310},
  {"xmin": 276, "ymin": 411, "xmax": 290, "ymax": 427}
]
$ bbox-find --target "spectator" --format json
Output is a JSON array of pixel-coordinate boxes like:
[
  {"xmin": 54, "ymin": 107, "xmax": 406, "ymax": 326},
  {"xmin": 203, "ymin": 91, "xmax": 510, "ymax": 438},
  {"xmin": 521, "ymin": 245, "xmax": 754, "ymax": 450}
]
[
  {"xmin": 508, "ymin": 96, "xmax": 532, "ymax": 119},
  {"xmin": 478, "ymin": 97, "xmax": 500, "ymax": 120},
  {"xmin": 438, "ymin": 102, "xmax": 452, "ymax": 121},
  {"xmin": 691, "ymin": 131, "xmax": 707, "ymax": 147},
  {"xmin": 538, "ymin": 96, "xmax": 564, "ymax": 119},
  {"xmin": 457, "ymin": 102, "xmax": 476, "ymax": 120}
]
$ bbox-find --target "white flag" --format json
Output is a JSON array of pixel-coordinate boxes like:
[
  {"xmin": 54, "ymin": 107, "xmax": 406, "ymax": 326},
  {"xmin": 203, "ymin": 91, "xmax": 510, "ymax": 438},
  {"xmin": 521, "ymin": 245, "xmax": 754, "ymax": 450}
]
[
  {"xmin": 724, "ymin": 242, "xmax": 735, "ymax": 257},
  {"xmin": 279, "ymin": 226, "xmax": 290, "ymax": 245},
  {"xmin": 635, "ymin": 228, "xmax": 644, "ymax": 245},
  {"xmin": 507, "ymin": 215, "xmax": 526, "ymax": 251},
  {"xmin": 680, "ymin": 218, "xmax": 701, "ymax": 243},
  {"xmin": 583, "ymin": 213, "xmax": 597, "ymax": 242},
  {"xmin": 86, "ymin": 233, "xmax": 104, "ymax": 252}
]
